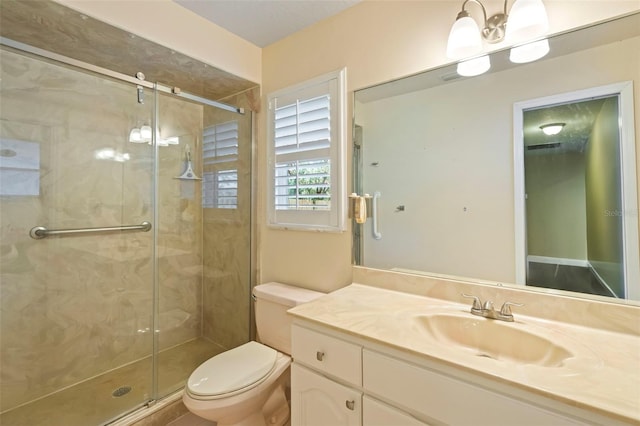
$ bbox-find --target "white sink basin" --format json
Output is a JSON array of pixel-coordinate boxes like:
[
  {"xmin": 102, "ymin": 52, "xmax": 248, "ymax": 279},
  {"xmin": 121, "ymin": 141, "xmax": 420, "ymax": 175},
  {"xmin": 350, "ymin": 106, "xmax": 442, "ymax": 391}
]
[{"xmin": 412, "ymin": 312, "xmax": 574, "ymax": 367}]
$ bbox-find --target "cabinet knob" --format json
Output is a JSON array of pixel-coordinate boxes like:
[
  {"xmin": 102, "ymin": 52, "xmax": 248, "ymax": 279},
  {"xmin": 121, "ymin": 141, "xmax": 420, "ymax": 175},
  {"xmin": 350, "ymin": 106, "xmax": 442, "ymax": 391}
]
[
  {"xmin": 345, "ymin": 400, "xmax": 355, "ymax": 410},
  {"xmin": 316, "ymin": 351, "xmax": 325, "ymax": 361}
]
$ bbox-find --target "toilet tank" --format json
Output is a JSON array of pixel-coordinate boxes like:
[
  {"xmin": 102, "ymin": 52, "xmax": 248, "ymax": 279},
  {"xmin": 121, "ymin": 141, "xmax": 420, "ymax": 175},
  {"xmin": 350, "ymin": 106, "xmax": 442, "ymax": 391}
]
[{"xmin": 253, "ymin": 282, "xmax": 324, "ymax": 355}]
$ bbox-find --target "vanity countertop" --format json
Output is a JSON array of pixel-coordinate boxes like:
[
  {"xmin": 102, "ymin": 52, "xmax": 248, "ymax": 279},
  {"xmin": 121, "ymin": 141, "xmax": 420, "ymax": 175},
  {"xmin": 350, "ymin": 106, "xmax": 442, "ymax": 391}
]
[{"xmin": 288, "ymin": 283, "xmax": 640, "ymax": 424}]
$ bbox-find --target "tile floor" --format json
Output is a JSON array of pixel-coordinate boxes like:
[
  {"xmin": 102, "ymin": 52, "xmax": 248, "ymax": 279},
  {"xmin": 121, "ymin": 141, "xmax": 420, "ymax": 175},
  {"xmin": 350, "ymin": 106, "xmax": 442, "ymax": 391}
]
[
  {"xmin": 166, "ymin": 413, "xmax": 215, "ymax": 426},
  {"xmin": 0, "ymin": 338, "xmax": 223, "ymax": 426},
  {"xmin": 527, "ymin": 262, "xmax": 614, "ymax": 297}
]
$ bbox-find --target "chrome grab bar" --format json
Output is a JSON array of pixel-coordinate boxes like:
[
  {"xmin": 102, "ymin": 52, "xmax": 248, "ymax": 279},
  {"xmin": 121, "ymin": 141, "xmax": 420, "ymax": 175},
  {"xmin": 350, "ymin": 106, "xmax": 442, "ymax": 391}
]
[
  {"xmin": 372, "ymin": 191, "xmax": 382, "ymax": 240},
  {"xmin": 29, "ymin": 221, "xmax": 152, "ymax": 240}
]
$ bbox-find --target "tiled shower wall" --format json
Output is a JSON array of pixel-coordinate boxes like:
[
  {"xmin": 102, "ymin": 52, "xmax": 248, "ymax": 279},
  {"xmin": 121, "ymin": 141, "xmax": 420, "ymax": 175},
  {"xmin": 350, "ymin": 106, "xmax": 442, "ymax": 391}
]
[{"xmin": 201, "ymin": 91, "xmax": 256, "ymax": 350}]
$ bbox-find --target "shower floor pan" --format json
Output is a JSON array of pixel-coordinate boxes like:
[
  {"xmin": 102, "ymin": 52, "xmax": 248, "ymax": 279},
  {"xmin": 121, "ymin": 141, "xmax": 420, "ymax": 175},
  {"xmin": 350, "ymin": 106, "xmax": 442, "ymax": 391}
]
[{"xmin": 0, "ymin": 338, "xmax": 223, "ymax": 426}]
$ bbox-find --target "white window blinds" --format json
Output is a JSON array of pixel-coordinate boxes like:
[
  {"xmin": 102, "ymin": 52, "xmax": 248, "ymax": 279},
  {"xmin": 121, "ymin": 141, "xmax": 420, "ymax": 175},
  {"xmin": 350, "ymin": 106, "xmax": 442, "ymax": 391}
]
[
  {"xmin": 274, "ymin": 95, "xmax": 331, "ymax": 211},
  {"xmin": 267, "ymin": 69, "xmax": 346, "ymax": 231},
  {"xmin": 202, "ymin": 120, "xmax": 239, "ymax": 209}
]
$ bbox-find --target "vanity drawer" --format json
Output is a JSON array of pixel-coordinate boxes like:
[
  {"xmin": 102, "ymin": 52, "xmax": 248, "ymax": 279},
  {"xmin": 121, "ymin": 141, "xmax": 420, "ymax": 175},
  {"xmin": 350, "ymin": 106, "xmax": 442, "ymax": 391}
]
[
  {"xmin": 292, "ymin": 324, "xmax": 362, "ymax": 386},
  {"xmin": 363, "ymin": 349, "xmax": 583, "ymax": 426},
  {"xmin": 363, "ymin": 396, "xmax": 430, "ymax": 426}
]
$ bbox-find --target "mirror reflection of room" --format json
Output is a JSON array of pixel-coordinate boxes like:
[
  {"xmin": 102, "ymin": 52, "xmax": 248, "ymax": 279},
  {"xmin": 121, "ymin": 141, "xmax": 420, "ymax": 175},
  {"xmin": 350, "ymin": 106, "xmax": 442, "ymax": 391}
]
[
  {"xmin": 353, "ymin": 13, "xmax": 640, "ymax": 301},
  {"xmin": 523, "ymin": 96, "xmax": 623, "ymax": 298}
]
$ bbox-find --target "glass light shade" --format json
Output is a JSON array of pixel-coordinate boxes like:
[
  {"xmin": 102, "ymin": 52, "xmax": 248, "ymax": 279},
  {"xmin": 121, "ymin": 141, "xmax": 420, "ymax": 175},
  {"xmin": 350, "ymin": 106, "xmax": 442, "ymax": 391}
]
[
  {"xmin": 509, "ymin": 38, "xmax": 550, "ymax": 63},
  {"xmin": 505, "ymin": 0, "xmax": 549, "ymax": 43},
  {"xmin": 129, "ymin": 128, "xmax": 143, "ymax": 143},
  {"xmin": 457, "ymin": 55, "xmax": 491, "ymax": 77},
  {"xmin": 446, "ymin": 16, "xmax": 483, "ymax": 59},
  {"xmin": 140, "ymin": 125, "xmax": 152, "ymax": 141},
  {"xmin": 540, "ymin": 123, "xmax": 565, "ymax": 135}
]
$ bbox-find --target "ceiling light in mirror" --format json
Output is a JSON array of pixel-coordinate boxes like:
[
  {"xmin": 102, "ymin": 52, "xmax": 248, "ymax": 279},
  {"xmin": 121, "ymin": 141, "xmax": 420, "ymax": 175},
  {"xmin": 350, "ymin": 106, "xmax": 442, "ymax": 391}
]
[
  {"xmin": 457, "ymin": 55, "xmax": 491, "ymax": 76},
  {"xmin": 539, "ymin": 122, "xmax": 565, "ymax": 136}
]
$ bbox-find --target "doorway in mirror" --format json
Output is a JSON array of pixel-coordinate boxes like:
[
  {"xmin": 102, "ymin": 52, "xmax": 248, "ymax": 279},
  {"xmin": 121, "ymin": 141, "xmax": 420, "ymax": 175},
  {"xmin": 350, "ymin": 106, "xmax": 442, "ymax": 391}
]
[{"xmin": 514, "ymin": 83, "xmax": 639, "ymax": 300}]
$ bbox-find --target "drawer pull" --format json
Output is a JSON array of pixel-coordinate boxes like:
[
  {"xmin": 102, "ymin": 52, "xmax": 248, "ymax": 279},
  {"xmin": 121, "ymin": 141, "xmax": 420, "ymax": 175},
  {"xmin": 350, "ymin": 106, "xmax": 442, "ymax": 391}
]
[
  {"xmin": 345, "ymin": 400, "xmax": 355, "ymax": 410},
  {"xmin": 316, "ymin": 351, "xmax": 325, "ymax": 361}
]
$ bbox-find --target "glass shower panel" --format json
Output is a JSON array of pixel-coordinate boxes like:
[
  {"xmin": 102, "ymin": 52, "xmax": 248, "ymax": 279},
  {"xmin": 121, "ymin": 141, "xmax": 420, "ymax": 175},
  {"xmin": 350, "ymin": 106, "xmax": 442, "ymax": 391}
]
[
  {"xmin": 154, "ymin": 94, "xmax": 253, "ymax": 398},
  {"xmin": 0, "ymin": 47, "xmax": 155, "ymax": 425}
]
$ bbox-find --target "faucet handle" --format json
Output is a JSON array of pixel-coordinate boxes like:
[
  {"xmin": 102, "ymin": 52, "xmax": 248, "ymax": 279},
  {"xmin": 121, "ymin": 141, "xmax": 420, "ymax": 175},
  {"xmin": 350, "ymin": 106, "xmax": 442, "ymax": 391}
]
[
  {"xmin": 462, "ymin": 293, "xmax": 483, "ymax": 314},
  {"xmin": 482, "ymin": 300, "xmax": 494, "ymax": 311},
  {"xmin": 499, "ymin": 301, "xmax": 524, "ymax": 317}
]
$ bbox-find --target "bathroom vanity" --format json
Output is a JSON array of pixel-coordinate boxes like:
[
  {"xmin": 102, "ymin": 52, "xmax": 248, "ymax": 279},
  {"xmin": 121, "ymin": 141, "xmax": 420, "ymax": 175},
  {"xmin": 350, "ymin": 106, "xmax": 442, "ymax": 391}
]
[{"xmin": 288, "ymin": 284, "xmax": 640, "ymax": 425}]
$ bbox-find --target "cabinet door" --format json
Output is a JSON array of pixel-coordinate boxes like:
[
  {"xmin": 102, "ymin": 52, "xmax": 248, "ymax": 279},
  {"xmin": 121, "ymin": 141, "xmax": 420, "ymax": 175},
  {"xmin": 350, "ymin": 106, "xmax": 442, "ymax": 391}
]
[
  {"xmin": 291, "ymin": 363, "xmax": 362, "ymax": 426},
  {"xmin": 363, "ymin": 350, "xmax": 584, "ymax": 426},
  {"xmin": 363, "ymin": 396, "xmax": 430, "ymax": 426}
]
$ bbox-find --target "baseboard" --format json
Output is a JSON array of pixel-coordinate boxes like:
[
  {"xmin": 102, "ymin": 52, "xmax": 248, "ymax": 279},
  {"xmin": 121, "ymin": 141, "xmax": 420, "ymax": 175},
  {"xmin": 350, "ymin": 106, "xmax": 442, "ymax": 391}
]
[
  {"xmin": 527, "ymin": 255, "xmax": 589, "ymax": 268},
  {"xmin": 587, "ymin": 263, "xmax": 618, "ymax": 298}
]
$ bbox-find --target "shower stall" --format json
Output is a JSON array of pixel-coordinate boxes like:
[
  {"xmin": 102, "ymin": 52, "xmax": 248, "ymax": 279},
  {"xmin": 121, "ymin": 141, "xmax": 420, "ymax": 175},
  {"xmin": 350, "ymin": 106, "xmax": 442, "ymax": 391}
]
[{"xmin": 0, "ymin": 7, "xmax": 255, "ymax": 425}]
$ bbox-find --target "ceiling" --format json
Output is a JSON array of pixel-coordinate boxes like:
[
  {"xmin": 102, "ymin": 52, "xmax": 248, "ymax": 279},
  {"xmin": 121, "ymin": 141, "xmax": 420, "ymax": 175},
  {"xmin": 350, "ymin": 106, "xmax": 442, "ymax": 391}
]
[
  {"xmin": 523, "ymin": 98, "xmax": 609, "ymax": 153},
  {"xmin": 174, "ymin": 0, "xmax": 362, "ymax": 47}
]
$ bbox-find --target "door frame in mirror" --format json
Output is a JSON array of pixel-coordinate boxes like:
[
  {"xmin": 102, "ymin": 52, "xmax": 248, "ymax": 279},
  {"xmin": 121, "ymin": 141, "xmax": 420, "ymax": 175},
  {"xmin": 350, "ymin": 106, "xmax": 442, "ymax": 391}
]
[{"xmin": 513, "ymin": 81, "xmax": 639, "ymax": 299}]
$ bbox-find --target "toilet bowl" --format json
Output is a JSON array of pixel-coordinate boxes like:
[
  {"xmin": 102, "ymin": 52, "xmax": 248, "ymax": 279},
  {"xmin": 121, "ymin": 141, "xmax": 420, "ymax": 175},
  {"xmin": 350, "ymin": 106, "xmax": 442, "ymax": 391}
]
[
  {"xmin": 183, "ymin": 282, "xmax": 324, "ymax": 426},
  {"xmin": 183, "ymin": 342, "xmax": 291, "ymax": 426}
]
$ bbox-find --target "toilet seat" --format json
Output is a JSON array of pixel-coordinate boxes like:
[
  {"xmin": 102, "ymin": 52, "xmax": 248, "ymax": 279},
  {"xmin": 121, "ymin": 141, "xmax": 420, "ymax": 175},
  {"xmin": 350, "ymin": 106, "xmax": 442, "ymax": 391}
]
[{"xmin": 186, "ymin": 341, "xmax": 278, "ymax": 401}]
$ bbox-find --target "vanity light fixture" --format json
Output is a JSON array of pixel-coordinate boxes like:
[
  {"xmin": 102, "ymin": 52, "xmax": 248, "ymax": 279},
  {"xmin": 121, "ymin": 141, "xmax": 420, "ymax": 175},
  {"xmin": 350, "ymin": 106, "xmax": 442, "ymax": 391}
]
[
  {"xmin": 446, "ymin": 0, "xmax": 550, "ymax": 74},
  {"xmin": 540, "ymin": 122, "xmax": 565, "ymax": 135}
]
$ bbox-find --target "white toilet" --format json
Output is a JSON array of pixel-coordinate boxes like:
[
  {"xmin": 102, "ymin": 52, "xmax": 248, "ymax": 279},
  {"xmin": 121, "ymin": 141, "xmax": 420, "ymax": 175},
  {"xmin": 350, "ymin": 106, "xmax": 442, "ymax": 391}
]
[{"xmin": 183, "ymin": 282, "xmax": 324, "ymax": 426}]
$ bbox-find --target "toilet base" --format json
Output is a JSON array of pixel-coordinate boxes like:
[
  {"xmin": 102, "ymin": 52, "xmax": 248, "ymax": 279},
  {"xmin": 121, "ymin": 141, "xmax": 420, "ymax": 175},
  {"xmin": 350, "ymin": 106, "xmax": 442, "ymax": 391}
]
[
  {"xmin": 217, "ymin": 410, "xmax": 267, "ymax": 426},
  {"xmin": 261, "ymin": 383, "xmax": 290, "ymax": 426},
  {"xmin": 211, "ymin": 384, "xmax": 289, "ymax": 426}
]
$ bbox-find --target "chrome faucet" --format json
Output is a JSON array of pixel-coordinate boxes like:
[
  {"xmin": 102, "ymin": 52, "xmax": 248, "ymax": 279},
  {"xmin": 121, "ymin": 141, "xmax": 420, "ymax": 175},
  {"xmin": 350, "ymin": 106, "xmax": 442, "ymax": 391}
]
[{"xmin": 462, "ymin": 294, "xmax": 523, "ymax": 322}]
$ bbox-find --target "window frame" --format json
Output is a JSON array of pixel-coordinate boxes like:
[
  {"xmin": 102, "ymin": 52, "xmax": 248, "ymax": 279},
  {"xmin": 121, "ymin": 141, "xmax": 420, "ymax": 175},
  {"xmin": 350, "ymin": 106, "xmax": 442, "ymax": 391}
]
[{"xmin": 266, "ymin": 68, "xmax": 347, "ymax": 232}]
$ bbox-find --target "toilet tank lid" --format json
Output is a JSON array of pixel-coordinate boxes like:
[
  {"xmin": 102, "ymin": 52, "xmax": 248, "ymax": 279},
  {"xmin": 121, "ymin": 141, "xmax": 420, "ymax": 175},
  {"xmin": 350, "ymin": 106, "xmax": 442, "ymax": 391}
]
[{"xmin": 253, "ymin": 282, "xmax": 325, "ymax": 307}]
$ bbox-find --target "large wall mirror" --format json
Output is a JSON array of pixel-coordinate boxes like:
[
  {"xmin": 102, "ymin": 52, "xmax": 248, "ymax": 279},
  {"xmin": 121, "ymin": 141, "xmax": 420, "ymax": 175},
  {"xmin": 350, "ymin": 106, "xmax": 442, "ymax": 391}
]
[{"xmin": 353, "ymin": 12, "xmax": 640, "ymax": 303}]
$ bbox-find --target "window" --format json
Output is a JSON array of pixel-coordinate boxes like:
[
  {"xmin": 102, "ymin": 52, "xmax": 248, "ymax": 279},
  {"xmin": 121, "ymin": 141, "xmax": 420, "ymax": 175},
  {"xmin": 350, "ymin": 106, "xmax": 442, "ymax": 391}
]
[
  {"xmin": 202, "ymin": 120, "xmax": 239, "ymax": 209},
  {"xmin": 267, "ymin": 69, "xmax": 346, "ymax": 231}
]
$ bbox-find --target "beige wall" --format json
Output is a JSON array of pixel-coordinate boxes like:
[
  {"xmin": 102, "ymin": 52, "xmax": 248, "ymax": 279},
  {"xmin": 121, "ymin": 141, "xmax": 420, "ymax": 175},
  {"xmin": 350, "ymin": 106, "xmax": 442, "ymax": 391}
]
[
  {"xmin": 54, "ymin": 0, "xmax": 262, "ymax": 84},
  {"xmin": 260, "ymin": 1, "xmax": 640, "ymax": 293},
  {"xmin": 526, "ymin": 152, "xmax": 588, "ymax": 260},
  {"xmin": 586, "ymin": 97, "xmax": 624, "ymax": 295}
]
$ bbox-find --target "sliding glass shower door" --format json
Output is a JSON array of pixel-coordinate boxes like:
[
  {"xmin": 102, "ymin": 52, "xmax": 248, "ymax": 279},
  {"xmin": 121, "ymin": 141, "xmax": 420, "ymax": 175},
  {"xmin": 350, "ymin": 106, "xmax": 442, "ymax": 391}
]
[
  {"xmin": 1, "ymin": 42, "xmax": 253, "ymax": 425},
  {"xmin": 0, "ymin": 46, "xmax": 156, "ymax": 425}
]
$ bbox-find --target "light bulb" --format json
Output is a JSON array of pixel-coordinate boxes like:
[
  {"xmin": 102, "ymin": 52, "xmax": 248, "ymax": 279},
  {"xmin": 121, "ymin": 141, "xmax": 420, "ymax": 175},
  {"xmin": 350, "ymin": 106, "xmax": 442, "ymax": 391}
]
[
  {"xmin": 457, "ymin": 55, "xmax": 491, "ymax": 77},
  {"xmin": 446, "ymin": 15, "xmax": 483, "ymax": 59},
  {"xmin": 540, "ymin": 123, "xmax": 565, "ymax": 135},
  {"xmin": 505, "ymin": 0, "xmax": 549, "ymax": 43},
  {"xmin": 510, "ymin": 39, "xmax": 549, "ymax": 63},
  {"xmin": 140, "ymin": 125, "xmax": 152, "ymax": 142},
  {"xmin": 129, "ymin": 128, "xmax": 143, "ymax": 143}
]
